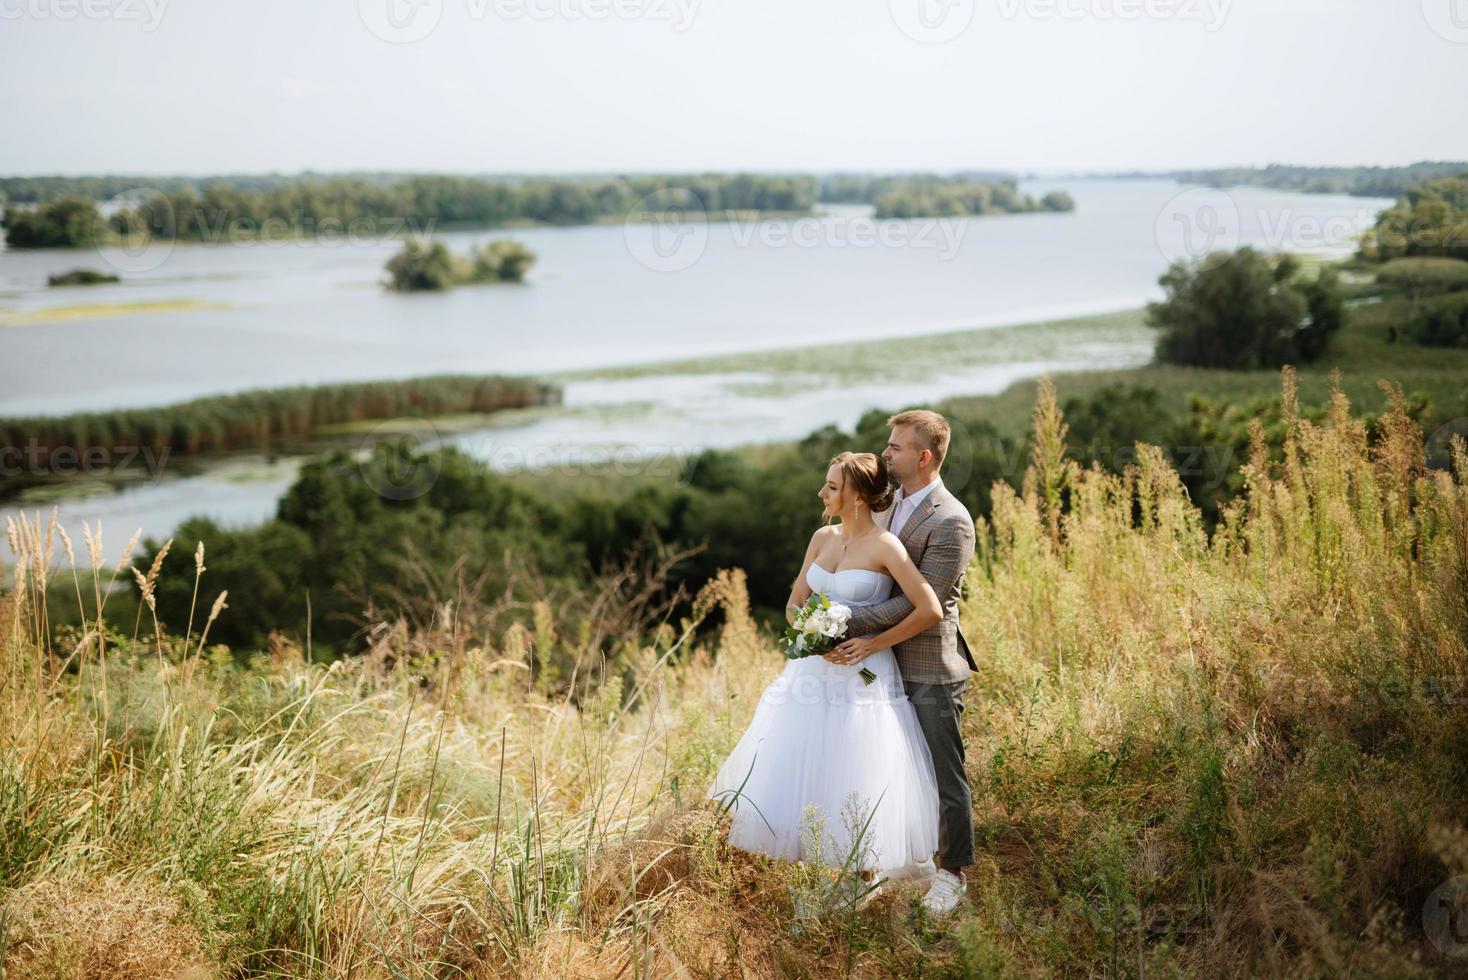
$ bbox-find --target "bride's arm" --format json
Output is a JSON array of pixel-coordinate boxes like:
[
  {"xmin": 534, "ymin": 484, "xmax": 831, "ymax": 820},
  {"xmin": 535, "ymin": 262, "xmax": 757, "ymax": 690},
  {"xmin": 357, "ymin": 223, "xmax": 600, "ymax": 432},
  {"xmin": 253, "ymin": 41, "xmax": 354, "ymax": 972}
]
[
  {"xmin": 826, "ymin": 535, "xmax": 941, "ymax": 665},
  {"xmin": 786, "ymin": 526, "xmax": 835, "ymax": 626}
]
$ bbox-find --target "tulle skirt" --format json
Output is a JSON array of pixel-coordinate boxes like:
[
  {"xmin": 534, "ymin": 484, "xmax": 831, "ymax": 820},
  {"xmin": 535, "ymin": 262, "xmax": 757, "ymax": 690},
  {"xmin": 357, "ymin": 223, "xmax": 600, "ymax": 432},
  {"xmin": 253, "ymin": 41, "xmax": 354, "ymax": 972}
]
[{"xmin": 707, "ymin": 646, "xmax": 940, "ymax": 876}]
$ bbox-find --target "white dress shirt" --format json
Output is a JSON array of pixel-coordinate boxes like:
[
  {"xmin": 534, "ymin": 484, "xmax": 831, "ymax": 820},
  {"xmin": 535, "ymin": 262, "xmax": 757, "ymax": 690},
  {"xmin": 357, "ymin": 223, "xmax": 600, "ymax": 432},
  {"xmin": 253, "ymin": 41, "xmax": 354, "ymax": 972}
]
[{"xmin": 885, "ymin": 476, "xmax": 943, "ymax": 538}]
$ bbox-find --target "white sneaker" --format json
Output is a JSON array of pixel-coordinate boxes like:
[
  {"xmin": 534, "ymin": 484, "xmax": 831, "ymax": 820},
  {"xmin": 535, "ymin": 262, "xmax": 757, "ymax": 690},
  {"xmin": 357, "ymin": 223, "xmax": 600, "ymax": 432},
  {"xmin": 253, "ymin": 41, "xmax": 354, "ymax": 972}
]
[
  {"xmin": 832, "ymin": 874, "xmax": 886, "ymax": 912},
  {"xmin": 883, "ymin": 858, "xmax": 935, "ymax": 885},
  {"xmin": 921, "ymin": 869, "xmax": 966, "ymax": 915}
]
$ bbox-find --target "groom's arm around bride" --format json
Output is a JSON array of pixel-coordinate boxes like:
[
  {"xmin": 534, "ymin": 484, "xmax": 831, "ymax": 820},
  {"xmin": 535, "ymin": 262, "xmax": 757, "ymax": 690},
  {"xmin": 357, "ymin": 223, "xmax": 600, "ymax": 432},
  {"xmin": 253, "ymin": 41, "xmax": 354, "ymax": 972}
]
[{"xmin": 831, "ymin": 409, "xmax": 978, "ymax": 910}]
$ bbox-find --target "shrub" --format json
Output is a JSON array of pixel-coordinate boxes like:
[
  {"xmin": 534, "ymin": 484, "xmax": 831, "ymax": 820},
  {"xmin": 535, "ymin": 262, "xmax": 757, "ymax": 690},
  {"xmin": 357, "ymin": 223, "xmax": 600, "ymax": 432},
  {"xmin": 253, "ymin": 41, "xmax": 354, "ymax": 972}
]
[
  {"xmin": 1406, "ymin": 290, "xmax": 1468, "ymax": 347},
  {"xmin": 1377, "ymin": 256, "xmax": 1468, "ymax": 318},
  {"xmin": 384, "ymin": 237, "xmax": 536, "ymax": 290},
  {"xmin": 467, "ymin": 238, "xmax": 536, "ymax": 283},
  {"xmin": 1150, "ymin": 247, "xmax": 1345, "ymax": 369},
  {"xmin": 2, "ymin": 197, "xmax": 101, "ymax": 248},
  {"xmin": 383, "ymin": 238, "xmax": 455, "ymax": 291},
  {"xmin": 47, "ymin": 268, "xmax": 120, "ymax": 287}
]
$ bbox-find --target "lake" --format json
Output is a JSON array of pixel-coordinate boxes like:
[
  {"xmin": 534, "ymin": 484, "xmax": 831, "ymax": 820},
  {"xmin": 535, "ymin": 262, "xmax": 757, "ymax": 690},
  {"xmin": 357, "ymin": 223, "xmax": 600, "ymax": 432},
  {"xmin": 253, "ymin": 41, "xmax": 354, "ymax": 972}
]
[{"xmin": 0, "ymin": 177, "xmax": 1392, "ymax": 559}]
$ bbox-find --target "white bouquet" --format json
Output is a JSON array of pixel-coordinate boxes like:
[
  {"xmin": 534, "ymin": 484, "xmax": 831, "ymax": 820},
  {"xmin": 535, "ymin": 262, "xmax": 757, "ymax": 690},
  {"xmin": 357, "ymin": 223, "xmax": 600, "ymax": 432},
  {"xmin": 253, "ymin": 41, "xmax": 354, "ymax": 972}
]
[{"xmin": 783, "ymin": 592, "xmax": 876, "ymax": 684}]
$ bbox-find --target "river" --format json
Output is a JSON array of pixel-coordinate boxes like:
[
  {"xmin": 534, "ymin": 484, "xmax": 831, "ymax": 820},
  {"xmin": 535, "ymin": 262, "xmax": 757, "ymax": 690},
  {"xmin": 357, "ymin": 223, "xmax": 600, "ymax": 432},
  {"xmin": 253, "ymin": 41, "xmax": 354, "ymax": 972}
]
[{"xmin": 0, "ymin": 177, "xmax": 1392, "ymax": 559}]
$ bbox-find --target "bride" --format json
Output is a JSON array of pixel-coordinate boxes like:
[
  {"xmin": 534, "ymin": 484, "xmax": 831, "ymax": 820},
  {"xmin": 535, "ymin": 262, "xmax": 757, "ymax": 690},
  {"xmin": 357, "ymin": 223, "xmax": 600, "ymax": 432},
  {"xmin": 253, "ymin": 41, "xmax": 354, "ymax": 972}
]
[{"xmin": 708, "ymin": 451, "xmax": 942, "ymax": 885}]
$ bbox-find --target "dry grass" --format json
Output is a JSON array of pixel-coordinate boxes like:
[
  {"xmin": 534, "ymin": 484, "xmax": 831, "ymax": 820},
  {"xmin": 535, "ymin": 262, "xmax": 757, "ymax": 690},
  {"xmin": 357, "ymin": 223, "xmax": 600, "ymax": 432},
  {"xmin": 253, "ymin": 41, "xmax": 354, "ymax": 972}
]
[
  {"xmin": 2, "ymin": 368, "xmax": 1466, "ymax": 977},
  {"xmin": 2, "ymin": 876, "xmax": 213, "ymax": 980}
]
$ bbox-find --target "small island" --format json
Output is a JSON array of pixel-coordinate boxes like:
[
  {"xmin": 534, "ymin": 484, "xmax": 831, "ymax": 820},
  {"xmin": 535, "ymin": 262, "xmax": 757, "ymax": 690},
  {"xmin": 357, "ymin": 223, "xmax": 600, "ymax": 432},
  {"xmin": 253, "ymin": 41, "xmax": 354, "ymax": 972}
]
[
  {"xmin": 46, "ymin": 268, "xmax": 120, "ymax": 287},
  {"xmin": 383, "ymin": 238, "xmax": 536, "ymax": 292}
]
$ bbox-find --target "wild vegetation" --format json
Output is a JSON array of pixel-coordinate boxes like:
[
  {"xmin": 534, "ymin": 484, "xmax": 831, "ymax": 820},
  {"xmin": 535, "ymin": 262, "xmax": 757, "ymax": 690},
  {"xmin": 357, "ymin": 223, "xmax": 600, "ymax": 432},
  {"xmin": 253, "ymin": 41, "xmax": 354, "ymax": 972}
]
[
  {"xmin": 0, "ymin": 172, "xmax": 1082, "ymax": 249},
  {"xmin": 0, "ymin": 174, "xmax": 821, "ymax": 248},
  {"xmin": 1359, "ymin": 171, "xmax": 1468, "ymax": 263},
  {"xmin": 383, "ymin": 239, "xmax": 537, "ymax": 292},
  {"xmin": 1171, "ymin": 160, "xmax": 1468, "ymax": 198},
  {"xmin": 0, "ymin": 374, "xmax": 559, "ymax": 496},
  {"xmin": 2, "ymin": 372, "xmax": 1464, "ymax": 977},
  {"xmin": 1149, "ymin": 248, "xmax": 1344, "ymax": 370},
  {"xmin": 45, "ymin": 268, "xmax": 118, "ymax": 288},
  {"xmin": 870, "ymin": 179, "xmax": 1072, "ymax": 220}
]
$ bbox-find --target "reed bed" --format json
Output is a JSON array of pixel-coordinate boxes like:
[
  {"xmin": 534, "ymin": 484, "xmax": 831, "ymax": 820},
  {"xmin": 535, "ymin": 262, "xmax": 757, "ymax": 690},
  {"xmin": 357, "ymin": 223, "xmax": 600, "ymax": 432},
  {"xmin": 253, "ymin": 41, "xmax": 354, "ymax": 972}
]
[
  {"xmin": 0, "ymin": 374, "xmax": 561, "ymax": 479},
  {"xmin": 1, "ymin": 368, "xmax": 1465, "ymax": 977}
]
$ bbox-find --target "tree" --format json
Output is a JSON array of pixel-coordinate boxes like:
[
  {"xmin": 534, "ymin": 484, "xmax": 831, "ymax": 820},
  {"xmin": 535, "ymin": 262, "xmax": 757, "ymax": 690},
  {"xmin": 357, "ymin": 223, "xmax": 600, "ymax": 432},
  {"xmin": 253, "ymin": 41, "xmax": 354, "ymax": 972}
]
[
  {"xmin": 1040, "ymin": 191, "xmax": 1075, "ymax": 212},
  {"xmin": 1376, "ymin": 257, "xmax": 1468, "ymax": 317},
  {"xmin": 1359, "ymin": 171, "xmax": 1468, "ymax": 262},
  {"xmin": 1149, "ymin": 247, "xmax": 1345, "ymax": 369},
  {"xmin": 467, "ymin": 239, "xmax": 536, "ymax": 283},
  {"xmin": 384, "ymin": 239, "xmax": 456, "ymax": 291},
  {"xmin": 2, "ymin": 196, "xmax": 102, "ymax": 247},
  {"xmin": 1407, "ymin": 292, "xmax": 1468, "ymax": 348}
]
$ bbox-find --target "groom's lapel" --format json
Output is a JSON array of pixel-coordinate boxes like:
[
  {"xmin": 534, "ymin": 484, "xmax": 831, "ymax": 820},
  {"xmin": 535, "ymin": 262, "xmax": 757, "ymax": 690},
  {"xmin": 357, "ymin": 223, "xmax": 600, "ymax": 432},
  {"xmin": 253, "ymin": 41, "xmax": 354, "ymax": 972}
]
[{"xmin": 897, "ymin": 491, "xmax": 942, "ymax": 545}]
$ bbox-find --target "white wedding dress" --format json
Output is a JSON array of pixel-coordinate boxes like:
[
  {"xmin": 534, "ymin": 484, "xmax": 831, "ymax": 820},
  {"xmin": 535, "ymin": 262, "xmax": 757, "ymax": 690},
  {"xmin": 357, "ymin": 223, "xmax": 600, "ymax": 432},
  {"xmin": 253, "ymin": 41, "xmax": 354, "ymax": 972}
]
[{"xmin": 707, "ymin": 562, "xmax": 940, "ymax": 877}]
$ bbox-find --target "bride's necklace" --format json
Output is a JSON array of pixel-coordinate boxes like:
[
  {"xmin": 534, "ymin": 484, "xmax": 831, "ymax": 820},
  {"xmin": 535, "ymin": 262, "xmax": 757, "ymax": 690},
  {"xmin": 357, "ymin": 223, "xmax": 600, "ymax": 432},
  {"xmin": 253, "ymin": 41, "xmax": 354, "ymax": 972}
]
[{"xmin": 840, "ymin": 523, "xmax": 880, "ymax": 556}]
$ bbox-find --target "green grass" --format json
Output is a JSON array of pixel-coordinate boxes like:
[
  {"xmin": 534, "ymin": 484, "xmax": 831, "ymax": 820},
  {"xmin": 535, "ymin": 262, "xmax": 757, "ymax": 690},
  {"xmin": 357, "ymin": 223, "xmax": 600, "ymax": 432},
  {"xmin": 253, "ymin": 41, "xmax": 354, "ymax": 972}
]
[
  {"xmin": 554, "ymin": 308, "xmax": 1154, "ymax": 385},
  {"xmin": 0, "ymin": 299, "xmax": 223, "ymax": 327},
  {"xmin": 941, "ymin": 294, "xmax": 1468, "ymax": 437}
]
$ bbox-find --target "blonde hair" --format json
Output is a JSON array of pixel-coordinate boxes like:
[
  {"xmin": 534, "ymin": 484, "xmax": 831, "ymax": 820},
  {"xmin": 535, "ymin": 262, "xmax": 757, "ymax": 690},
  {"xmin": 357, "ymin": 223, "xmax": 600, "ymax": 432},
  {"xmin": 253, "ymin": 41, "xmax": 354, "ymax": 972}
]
[
  {"xmin": 887, "ymin": 409, "xmax": 951, "ymax": 468},
  {"xmin": 829, "ymin": 452, "xmax": 895, "ymax": 513}
]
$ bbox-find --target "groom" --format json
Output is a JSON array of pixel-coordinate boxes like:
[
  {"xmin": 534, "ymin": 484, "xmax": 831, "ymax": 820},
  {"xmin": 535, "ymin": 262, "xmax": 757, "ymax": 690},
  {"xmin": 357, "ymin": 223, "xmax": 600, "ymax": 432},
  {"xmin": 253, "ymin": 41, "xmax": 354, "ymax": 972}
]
[{"xmin": 830, "ymin": 409, "xmax": 976, "ymax": 915}]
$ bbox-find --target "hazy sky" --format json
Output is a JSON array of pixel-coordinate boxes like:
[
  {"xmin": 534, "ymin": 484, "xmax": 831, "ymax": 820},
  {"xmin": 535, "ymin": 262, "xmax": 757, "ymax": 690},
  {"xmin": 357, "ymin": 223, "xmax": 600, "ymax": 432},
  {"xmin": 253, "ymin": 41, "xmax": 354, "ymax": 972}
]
[{"xmin": 2, "ymin": 0, "xmax": 1465, "ymax": 175}]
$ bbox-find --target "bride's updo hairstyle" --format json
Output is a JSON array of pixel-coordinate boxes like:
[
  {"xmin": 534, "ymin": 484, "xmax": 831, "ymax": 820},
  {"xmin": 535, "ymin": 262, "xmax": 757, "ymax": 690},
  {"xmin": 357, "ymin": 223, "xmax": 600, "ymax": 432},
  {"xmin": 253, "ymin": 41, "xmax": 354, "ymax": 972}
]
[{"xmin": 830, "ymin": 451, "xmax": 896, "ymax": 514}]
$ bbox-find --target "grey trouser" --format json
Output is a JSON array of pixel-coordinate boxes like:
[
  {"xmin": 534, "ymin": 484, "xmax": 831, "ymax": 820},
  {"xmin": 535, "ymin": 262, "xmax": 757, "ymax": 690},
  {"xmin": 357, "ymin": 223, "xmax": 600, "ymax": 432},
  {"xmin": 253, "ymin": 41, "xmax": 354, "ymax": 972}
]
[{"xmin": 902, "ymin": 676, "xmax": 974, "ymax": 870}]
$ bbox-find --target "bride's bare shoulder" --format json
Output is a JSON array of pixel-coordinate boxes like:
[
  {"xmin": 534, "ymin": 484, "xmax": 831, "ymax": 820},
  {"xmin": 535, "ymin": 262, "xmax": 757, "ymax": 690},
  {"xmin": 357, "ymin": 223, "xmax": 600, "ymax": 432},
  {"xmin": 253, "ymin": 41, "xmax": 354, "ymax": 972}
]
[
  {"xmin": 876, "ymin": 531, "xmax": 914, "ymax": 563},
  {"xmin": 806, "ymin": 524, "xmax": 840, "ymax": 549}
]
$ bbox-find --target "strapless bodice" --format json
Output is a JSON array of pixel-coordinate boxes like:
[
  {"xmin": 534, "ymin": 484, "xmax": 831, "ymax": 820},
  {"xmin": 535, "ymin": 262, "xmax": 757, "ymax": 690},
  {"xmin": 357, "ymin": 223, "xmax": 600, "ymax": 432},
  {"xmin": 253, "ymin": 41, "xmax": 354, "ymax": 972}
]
[{"xmin": 806, "ymin": 562, "xmax": 894, "ymax": 607}]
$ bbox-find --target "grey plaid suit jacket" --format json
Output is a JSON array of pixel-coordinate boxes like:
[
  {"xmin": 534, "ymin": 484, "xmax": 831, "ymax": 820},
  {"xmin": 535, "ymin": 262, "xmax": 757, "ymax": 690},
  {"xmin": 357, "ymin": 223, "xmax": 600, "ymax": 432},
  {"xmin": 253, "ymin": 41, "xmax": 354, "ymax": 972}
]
[{"xmin": 848, "ymin": 480, "xmax": 977, "ymax": 685}]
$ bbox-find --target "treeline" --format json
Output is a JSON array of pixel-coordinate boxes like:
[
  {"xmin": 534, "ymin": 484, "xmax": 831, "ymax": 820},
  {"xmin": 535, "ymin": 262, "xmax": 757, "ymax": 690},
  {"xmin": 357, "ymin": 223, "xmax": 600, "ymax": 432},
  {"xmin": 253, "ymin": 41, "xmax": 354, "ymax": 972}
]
[
  {"xmin": 5, "ymin": 170, "xmax": 1027, "ymax": 208},
  {"xmin": 0, "ymin": 171, "xmax": 1084, "ymax": 248},
  {"xmin": 1172, "ymin": 161, "xmax": 1468, "ymax": 198},
  {"xmin": 871, "ymin": 178, "xmax": 1072, "ymax": 219},
  {"xmin": 0, "ymin": 374, "xmax": 559, "ymax": 488},
  {"xmin": 817, "ymin": 171, "xmax": 1020, "ymax": 203},
  {"xmin": 1358, "ymin": 170, "xmax": 1468, "ymax": 263},
  {"xmin": 1, "ymin": 173, "xmax": 820, "ymax": 247},
  {"xmin": 0, "ymin": 171, "xmax": 415, "ymax": 204}
]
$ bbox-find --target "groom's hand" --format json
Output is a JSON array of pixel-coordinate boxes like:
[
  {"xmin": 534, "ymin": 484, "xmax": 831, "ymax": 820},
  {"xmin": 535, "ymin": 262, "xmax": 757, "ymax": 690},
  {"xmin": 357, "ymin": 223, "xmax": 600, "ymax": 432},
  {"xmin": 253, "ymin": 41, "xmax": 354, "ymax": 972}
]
[{"xmin": 827, "ymin": 636, "xmax": 879, "ymax": 665}]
